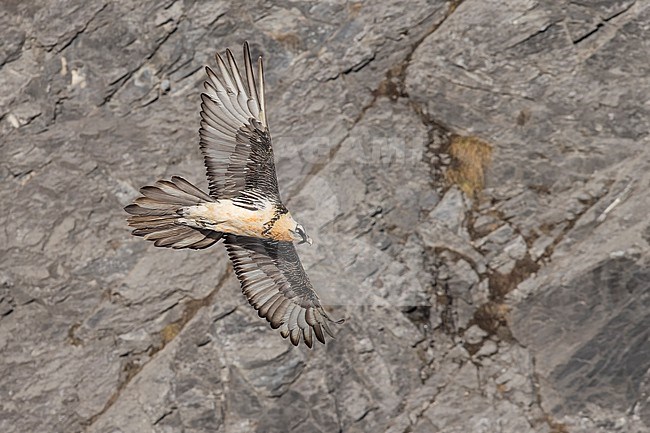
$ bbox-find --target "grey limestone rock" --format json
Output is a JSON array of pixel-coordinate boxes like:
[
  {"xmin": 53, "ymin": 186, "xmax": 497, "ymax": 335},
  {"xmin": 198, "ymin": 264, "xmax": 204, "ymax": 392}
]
[{"xmin": 2, "ymin": 0, "xmax": 649, "ymax": 432}]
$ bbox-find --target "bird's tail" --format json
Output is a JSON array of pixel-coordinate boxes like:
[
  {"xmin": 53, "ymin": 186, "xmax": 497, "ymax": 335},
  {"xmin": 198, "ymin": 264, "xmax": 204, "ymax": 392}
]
[{"xmin": 124, "ymin": 176, "xmax": 222, "ymax": 249}]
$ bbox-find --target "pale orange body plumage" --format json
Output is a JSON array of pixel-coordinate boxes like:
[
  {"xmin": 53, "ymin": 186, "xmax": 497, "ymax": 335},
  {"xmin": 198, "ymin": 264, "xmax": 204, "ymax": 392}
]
[{"xmin": 179, "ymin": 199, "xmax": 297, "ymax": 242}]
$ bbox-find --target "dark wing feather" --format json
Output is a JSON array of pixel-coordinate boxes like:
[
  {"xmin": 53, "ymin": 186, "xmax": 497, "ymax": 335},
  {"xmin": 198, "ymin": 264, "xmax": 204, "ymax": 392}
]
[
  {"xmin": 199, "ymin": 42, "xmax": 280, "ymax": 202},
  {"xmin": 224, "ymin": 235, "xmax": 343, "ymax": 348}
]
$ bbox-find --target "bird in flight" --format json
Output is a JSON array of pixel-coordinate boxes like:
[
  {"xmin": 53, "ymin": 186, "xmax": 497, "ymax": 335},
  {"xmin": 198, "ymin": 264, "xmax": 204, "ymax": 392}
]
[{"xmin": 125, "ymin": 42, "xmax": 342, "ymax": 348}]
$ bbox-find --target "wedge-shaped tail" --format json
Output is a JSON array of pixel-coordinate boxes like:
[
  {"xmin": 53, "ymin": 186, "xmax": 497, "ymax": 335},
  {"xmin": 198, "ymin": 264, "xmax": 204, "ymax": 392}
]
[{"xmin": 124, "ymin": 176, "xmax": 222, "ymax": 249}]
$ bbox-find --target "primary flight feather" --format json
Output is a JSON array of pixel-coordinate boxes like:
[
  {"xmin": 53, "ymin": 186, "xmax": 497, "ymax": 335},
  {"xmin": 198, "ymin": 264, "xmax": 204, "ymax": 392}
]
[{"xmin": 125, "ymin": 42, "xmax": 342, "ymax": 348}]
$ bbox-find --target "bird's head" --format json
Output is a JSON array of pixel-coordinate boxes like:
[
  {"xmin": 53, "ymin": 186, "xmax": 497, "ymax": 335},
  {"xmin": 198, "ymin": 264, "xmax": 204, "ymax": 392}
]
[
  {"xmin": 290, "ymin": 222, "xmax": 312, "ymax": 245},
  {"xmin": 271, "ymin": 213, "xmax": 313, "ymax": 244}
]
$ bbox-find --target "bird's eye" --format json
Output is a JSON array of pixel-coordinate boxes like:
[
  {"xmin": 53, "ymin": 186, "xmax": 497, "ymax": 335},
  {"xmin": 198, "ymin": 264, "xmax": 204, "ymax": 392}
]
[{"xmin": 295, "ymin": 225, "xmax": 304, "ymax": 235}]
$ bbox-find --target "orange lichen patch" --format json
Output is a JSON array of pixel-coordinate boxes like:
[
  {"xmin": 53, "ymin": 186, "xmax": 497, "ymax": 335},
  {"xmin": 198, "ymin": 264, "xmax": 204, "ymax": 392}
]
[
  {"xmin": 488, "ymin": 255, "xmax": 540, "ymax": 299},
  {"xmin": 548, "ymin": 420, "xmax": 569, "ymax": 433},
  {"xmin": 161, "ymin": 322, "xmax": 182, "ymax": 344},
  {"xmin": 273, "ymin": 33, "xmax": 303, "ymax": 52},
  {"xmin": 473, "ymin": 301, "xmax": 510, "ymax": 335},
  {"xmin": 445, "ymin": 135, "xmax": 493, "ymax": 198},
  {"xmin": 67, "ymin": 323, "xmax": 83, "ymax": 346},
  {"xmin": 348, "ymin": 2, "xmax": 363, "ymax": 15},
  {"xmin": 448, "ymin": 0, "xmax": 464, "ymax": 14}
]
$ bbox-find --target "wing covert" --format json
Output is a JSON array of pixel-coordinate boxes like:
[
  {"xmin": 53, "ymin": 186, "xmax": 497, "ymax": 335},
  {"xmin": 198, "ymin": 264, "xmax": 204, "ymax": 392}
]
[
  {"xmin": 224, "ymin": 234, "xmax": 342, "ymax": 348},
  {"xmin": 199, "ymin": 42, "xmax": 280, "ymax": 201}
]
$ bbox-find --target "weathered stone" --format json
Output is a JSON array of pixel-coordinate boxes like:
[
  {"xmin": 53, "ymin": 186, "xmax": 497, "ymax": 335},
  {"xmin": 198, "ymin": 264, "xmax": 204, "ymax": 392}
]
[
  {"xmin": 2, "ymin": 0, "xmax": 649, "ymax": 432},
  {"xmin": 464, "ymin": 324, "xmax": 488, "ymax": 345}
]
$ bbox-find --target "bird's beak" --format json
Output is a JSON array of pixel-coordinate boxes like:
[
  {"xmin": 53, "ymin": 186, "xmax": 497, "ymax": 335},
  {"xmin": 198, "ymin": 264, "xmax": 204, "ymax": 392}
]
[
  {"xmin": 299, "ymin": 234, "xmax": 313, "ymax": 245},
  {"xmin": 306, "ymin": 236, "xmax": 313, "ymax": 246}
]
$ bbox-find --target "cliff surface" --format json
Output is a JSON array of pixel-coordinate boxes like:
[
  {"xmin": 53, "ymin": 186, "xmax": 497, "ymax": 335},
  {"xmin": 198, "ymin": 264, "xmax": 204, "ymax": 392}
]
[{"xmin": 1, "ymin": 1, "xmax": 648, "ymax": 432}]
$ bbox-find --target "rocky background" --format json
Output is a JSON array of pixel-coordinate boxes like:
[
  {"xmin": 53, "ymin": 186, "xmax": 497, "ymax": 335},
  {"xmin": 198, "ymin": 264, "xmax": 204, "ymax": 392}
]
[{"xmin": 1, "ymin": 0, "xmax": 649, "ymax": 432}]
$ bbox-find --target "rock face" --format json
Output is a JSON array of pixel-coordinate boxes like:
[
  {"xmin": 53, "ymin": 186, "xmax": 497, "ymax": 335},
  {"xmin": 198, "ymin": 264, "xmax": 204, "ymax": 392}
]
[{"xmin": 1, "ymin": 1, "xmax": 649, "ymax": 432}]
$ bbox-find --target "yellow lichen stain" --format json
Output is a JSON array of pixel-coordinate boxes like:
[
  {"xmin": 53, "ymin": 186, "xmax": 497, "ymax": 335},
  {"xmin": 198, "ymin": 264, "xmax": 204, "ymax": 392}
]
[
  {"xmin": 273, "ymin": 33, "xmax": 303, "ymax": 52},
  {"xmin": 445, "ymin": 135, "xmax": 493, "ymax": 198},
  {"xmin": 473, "ymin": 301, "xmax": 510, "ymax": 335},
  {"xmin": 348, "ymin": 2, "xmax": 363, "ymax": 15},
  {"xmin": 67, "ymin": 323, "xmax": 83, "ymax": 346},
  {"xmin": 161, "ymin": 322, "xmax": 182, "ymax": 344},
  {"xmin": 447, "ymin": 0, "xmax": 464, "ymax": 14},
  {"xmin": 548, "ymin": 420, "xmax": 569, "ymax": 433}
]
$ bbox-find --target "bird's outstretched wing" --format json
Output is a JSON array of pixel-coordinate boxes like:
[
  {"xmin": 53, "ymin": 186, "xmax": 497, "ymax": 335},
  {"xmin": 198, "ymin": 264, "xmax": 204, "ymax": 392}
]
[
  {"xmin": 199, "ymin": 42, "xmax": 280, "ymax": 203},
  {"xmin": 224, "ymin": 235, "xmax": 342, "ymax": 348}
]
